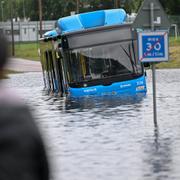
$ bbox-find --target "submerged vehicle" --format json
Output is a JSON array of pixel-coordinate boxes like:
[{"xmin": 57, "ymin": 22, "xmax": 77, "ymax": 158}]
[{"xmin": 39, "ymin": 9, "xmax": 147, "ymax": 97}]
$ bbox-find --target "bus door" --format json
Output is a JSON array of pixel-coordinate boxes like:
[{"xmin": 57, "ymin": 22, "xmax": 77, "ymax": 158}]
[{"xmin": 55, "ymin": 50, "xmax": 65, "ymax": 96}]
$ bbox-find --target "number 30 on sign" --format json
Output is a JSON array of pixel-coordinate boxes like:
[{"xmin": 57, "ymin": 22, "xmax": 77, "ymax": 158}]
[{"xmin": 138, "ymin": 31, "xmax": 169, "ymax": 63}]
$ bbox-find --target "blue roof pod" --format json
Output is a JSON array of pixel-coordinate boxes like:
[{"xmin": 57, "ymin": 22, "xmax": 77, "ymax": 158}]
[
  {"xmin": 43, "ymin": 29, "xmax": 58, "ymax": 38},
  {"xmin": 57, "ymin": 9, "xmax": 127, "ymax": 34},
  {"xmin": 104, "ymin": 9, "xmax": 127, "ymax": 25},
  {"xmin": 79, "ymin": 10, "xmax": 105, "ymax": 29},
  {"xmin": 57, "ymin": 15, "xmax": 84, "ymax": 34}
]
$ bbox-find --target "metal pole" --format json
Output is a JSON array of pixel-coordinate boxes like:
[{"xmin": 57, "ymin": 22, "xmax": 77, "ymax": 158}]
[
  {"xmin": 38, "ymin": 0, "xmax": 43, "ymax": 38},
  {"xmin": 23, "ymin": 0, "xmax": 26, "ymax": 20},
  {"xmin": 175, "ymin": 24, "xmax": 178, "ymax": 40},
  {"xmin": 114, "ymin": 0, "xmax": 118, "ymax": 8},
  {"xmin": 115, "ymin": 0, "xmax": 120, "ymax": 8},
  {"xmin": 150, "ymin": 2, "xmax": 157, "ymax": 126},
  {"xmin": 76, "ymin": 0, "xmax": 79, "ymax": 14},
  {"xmin": 10, "ymin": 2, "xmax": 15, "ymax": 56}
]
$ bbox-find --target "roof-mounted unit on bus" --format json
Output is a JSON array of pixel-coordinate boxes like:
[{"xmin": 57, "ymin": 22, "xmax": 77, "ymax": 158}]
[
  {"xmin": 43, "ymin": 29, "xmax": 58, "ymax": 38},
  {"xmin": 57, "ymin": 9, "xmax": 127, "ymax": 34},
  {"xmin": 42, "ymin": 29, "xmax": 61, "ymax": 41}
]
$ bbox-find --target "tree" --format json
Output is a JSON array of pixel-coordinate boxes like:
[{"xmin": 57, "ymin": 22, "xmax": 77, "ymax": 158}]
[
  {"xmin": 1, "ymin": 0, "xmax": 179, "ymax": 22},
  {"xmin": 131, "ymin": 0, "xmax": 180, "ymax": 15},
  {"xmin": 159, "ymin": 0, "xmax": 180, "ymax": 15}
]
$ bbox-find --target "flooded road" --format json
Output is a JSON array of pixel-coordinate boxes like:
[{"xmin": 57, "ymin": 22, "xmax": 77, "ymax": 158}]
[{"xmin": 3, "ymin": 69, "xmax": 180, "ymax": 180}]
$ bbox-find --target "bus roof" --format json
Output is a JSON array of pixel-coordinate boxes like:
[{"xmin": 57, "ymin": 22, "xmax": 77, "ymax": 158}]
[{"xmin": 57, "ymin": 9, "xmax": 127, "ymax": 34}]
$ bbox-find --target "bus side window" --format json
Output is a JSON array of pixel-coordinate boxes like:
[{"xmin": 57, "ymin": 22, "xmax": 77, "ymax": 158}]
[
  {"xmin": 44, "ymin": 51, "xmax": 50, "ymax": 90},
  {"xmin": 49, "ymin": 50, "xmax": 58, "ymax": 92}
]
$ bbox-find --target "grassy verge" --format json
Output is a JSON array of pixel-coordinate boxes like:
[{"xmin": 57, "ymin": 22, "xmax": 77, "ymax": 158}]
[
  {"xmin": 14, "ymin": 42, "xmax": 39, "ymax": 61},
  {"xmin": 169, "ymin": 36, "xmax": 180, "ymax": 46},
  {"xmin": 156, "ymin": 37, "xmax": 180, "ymax": 69},
  {"xmin": 13, "ymin": 37, "xmax": 180, "ymax": 68}
]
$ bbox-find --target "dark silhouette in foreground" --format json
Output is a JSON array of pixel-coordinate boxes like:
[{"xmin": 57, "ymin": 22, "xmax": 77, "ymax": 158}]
[{"xmin": 0, "ymin": 35, "xmax": 49, "ymax": 180}]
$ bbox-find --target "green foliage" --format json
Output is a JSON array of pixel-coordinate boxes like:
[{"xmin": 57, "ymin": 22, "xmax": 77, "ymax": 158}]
[
  {"xmin": 1, "ymin": 0, "xmax": 179, "ymax": 22},
  {"xmin": 170, "ymin": 37, "xmax": 180, "ymax": 46},
  {"xmin": 159, "ymin": 0, "xmax": 180, "ymax": 15},
  {"xmin": 156, "ymin": 37, "xmax": 180, "ymax": 68}
]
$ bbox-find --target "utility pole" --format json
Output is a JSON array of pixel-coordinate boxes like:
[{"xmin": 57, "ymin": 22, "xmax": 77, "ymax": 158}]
[
  {"xmin": 23, "ymin": 0, "xmax": 26, "ymax": 20},
  {"xmin": 114, "ymin": 0, "xmax": 120, "ymax": 8},
  {"xmin": 38, "ymin": 0, "xmax": 43, "ymax": 38},
  {"xmin": 76, "ymin": 0, "xmax": 80, "ymax": 14},
  {"xmin": 10, "ymin": 1, "xmax": 15, "ymax": 56}
]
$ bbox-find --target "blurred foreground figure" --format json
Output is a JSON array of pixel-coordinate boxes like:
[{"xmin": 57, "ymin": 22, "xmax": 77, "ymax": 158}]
[{"xmin": 0, "ymin": 35, "xmax": 49, "ymax": 180}]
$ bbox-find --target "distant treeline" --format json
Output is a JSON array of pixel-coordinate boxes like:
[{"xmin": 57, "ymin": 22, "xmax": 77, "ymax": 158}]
[{"xmin": 1, "ymin": 0, "xmax": 180, "ymax": 21}]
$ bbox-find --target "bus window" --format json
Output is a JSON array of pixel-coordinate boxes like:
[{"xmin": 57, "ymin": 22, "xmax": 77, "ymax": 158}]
[{"xmin": 65, "ymin": 40, "xmax": 143, "ymax": 86}]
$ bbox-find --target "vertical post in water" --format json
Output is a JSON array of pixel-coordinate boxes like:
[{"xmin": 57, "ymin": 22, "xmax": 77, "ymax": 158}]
[{"xmin": 150, "ymin": 2, "xmax": 157, "ymax": 126}]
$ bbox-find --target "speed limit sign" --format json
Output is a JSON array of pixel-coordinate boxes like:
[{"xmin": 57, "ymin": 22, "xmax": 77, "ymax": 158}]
[{"xmin": 138, "ymin": 31, "xmax": 169, "ymax": 62}]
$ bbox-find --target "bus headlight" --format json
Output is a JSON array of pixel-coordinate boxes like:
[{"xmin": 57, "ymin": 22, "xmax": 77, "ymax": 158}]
[{"xmin": 136, "ymin": 85, "xmax": 145, "ymax": 91}]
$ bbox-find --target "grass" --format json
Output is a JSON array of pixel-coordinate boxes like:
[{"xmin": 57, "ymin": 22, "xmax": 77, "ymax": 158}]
[
  {"xmin": 169, "ymin": 36, "xmax": 180, "ymax": 46},
  {"xmin": 13, "ymin": 37, "xmax": 180, "ymax": 68},
  {"xmin": 156, "ymin": 37, "xmax": 180, "ymax": 69},
  {"xmin": 14, "ymin": 42, "xmax": 40, "ymax": 61}
]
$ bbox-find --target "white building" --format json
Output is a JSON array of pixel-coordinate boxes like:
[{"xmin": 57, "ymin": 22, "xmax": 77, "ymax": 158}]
[{"xmin": 0, "ymin": 20, "xmax": 56, "ymax": 42}]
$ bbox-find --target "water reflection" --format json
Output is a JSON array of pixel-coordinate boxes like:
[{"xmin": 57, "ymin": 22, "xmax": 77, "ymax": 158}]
[
  {"xmin": 64, "ymin": 93, "xmax": 146, "ymax": 111},
  {"xmin": 142, "ymin": 126, "xmax": 173, "ymax": 180}
]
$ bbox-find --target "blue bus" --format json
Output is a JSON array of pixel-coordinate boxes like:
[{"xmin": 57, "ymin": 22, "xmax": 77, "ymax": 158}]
[{"xmin": 39, "ymin": 9, "xmax": 147, "ymax": 97}]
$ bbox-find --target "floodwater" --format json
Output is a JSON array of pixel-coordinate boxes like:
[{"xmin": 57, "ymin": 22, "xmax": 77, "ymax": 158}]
[{"xmin": 3, "ymin": 69, "xmax": 180, "ymax": 180}]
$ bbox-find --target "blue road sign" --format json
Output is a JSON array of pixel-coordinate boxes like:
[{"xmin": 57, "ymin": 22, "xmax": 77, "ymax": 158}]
[{"xmin": 138, "ymin": 31, "xmax": 169, "ymax": 62}]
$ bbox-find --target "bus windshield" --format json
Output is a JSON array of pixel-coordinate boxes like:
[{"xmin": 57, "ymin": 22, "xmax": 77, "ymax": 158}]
[{"xmin": 64, "ymin": 41, "xmax": 143, "ymax": 86}]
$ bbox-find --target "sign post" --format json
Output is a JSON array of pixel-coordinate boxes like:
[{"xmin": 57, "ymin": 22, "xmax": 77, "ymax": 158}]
[
  {"xmin": 134, "ymin": 0, "xmax": 170, "ymax": 125},
  {"xmin": 138, "ymin": 30, "xmax": 169, "ymax": 125},
  {"xmin": 151, "ymin": 2, "xmax": 157, "ymax": 126}
]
